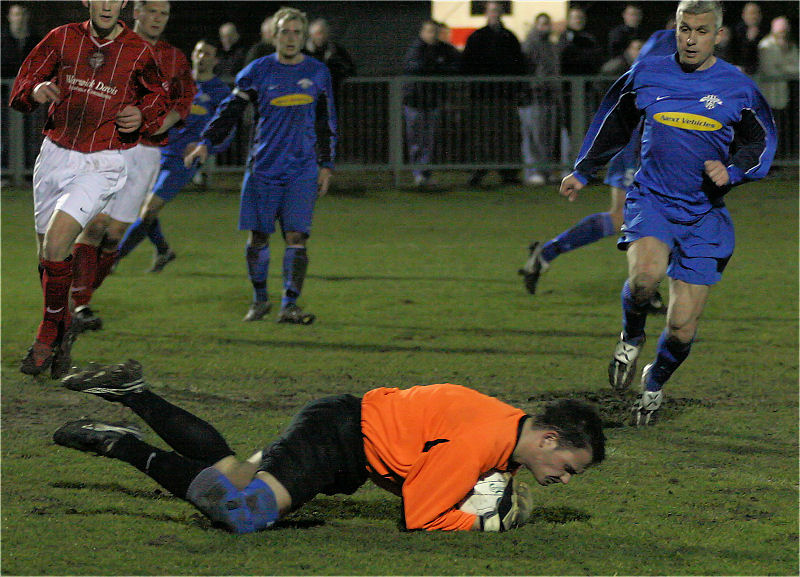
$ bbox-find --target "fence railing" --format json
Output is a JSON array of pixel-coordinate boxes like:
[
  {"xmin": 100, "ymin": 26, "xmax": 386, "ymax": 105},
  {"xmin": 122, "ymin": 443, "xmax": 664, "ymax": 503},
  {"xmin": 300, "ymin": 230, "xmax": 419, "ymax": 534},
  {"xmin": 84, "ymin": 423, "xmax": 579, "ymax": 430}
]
[{"xmin": 3, "ymin": 74, "xmax": 798, "ymax": 187}]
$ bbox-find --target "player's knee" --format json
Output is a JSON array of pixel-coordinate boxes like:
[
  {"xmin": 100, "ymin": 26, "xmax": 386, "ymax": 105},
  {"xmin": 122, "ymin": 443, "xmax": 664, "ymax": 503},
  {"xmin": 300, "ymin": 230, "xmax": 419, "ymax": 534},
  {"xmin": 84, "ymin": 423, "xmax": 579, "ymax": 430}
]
[
  {"xmin": 284, "ymin": 231, "xmax": 308, "ymax": 246},
  {"xmin": 186, "ymin": 468, "xmax": 280, "ymax": 534},
  {"xmin": 629, "ymin": 274, "xmax": 659, "ymax": 304},
  {"xmin": 82, "ymin": 216, "xmax": 109, "ymax": 244},
  {"xmin": 665, "ymin": 318, "xmax": 697, "ymax": 343}
]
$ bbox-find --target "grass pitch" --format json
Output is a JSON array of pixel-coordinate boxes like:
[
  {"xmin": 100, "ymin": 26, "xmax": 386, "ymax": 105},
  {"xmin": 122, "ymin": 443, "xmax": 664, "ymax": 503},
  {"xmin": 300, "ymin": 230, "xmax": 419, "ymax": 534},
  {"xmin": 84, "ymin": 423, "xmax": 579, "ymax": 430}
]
[{"xmin": 1, "ymin": 172, "xmax": 797, "ymax": 575}]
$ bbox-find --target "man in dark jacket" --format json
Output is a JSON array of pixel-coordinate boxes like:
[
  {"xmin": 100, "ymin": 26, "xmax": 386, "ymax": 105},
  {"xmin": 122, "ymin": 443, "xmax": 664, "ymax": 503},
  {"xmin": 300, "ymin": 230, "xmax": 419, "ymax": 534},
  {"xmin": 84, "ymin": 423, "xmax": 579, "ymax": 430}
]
[
  {"xmin": 305, "ymin": 18, "xmax": 356, "ymax": 111},
  {"xmin": 403, "ymin": 20, "xmax": 460, "ymax": 186},
  {"xmin": 461, "ymin": 1, "xmax": 527, "ymax": 187}
]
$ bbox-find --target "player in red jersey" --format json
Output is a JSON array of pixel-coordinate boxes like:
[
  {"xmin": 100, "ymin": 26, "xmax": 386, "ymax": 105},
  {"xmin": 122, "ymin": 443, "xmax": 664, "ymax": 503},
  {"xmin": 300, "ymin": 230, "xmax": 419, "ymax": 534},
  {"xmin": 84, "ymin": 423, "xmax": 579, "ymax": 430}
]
[
  {"xmin": 9, "ymin": 0, "xmax": 170, "ymax": 378},
  {"xmin": 69, "ymin": 0, "xmax": 196, "ymax": 333}
]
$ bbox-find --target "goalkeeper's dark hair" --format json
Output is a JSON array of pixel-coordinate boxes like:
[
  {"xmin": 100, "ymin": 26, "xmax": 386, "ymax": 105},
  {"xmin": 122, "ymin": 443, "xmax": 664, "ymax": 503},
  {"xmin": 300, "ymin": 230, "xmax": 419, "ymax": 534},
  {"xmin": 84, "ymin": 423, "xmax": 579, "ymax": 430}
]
[{"xmin": 531, "ymin": 399, "xmax": 606, "ymax": 464}]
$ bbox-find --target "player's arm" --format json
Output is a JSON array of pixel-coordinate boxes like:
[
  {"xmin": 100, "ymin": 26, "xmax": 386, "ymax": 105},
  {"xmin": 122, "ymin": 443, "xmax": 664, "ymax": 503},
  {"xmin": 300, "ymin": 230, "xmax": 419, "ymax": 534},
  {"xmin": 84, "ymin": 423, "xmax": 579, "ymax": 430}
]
[
  {"xmin": 721, "ymin": 90, "xmax": 777, "ymax": 186},
  {"xmin": 152, "ymin": 56, "xmax": 197, "ymax": 137},
  {"xmin": 315, "ymin": 69, "xmax": 337, "ymax": 196},
  {"xmin": 185, "ymin": 85, "xmax": 251, "ymax": 167},
  {"xmin": 9, "ymin": 30, "xmax": 61, "ymax": 112},
  {"xmin": 565, "ymin": 70, "xmax": 642, "ymax": 195},
  {"xmin": 132, "ymin": 47, "xmax": 171, "ymax": 136},
  {"xmin": 401, "ymin": 443, "xmax": 483, "ymax": 531}
]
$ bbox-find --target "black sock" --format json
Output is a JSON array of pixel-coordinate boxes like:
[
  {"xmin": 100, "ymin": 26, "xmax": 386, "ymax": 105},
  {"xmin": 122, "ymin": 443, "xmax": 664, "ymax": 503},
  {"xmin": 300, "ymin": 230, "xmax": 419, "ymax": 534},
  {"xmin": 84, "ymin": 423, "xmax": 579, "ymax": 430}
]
[
  {"xmin": 106, "ymin": 434, "xmax": 207, "ymax": 499},
  {"xmin": 122, "ymin": 390, "xmax": 234, "ymax": 465}
]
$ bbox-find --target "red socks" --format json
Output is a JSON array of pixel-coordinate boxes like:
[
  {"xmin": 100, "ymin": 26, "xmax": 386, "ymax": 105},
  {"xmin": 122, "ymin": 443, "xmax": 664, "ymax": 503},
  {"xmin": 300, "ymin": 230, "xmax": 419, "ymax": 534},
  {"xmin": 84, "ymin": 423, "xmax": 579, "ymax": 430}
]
[
  {"xmin": 70, "ymin": 243, "xmax": 97, "ymax": 308},
  {"xmin": 36, "ymin": 257, "xmax": 73, "ymax": 346},
  {"xmin": 93, "ymin": 248, "xmax": 118, "ymax": 291}
]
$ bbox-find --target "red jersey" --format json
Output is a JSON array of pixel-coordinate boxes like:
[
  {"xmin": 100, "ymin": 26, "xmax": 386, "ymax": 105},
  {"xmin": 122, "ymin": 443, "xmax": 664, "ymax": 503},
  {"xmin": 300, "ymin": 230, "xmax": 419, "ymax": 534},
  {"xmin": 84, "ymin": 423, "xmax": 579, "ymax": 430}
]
[
  {"xmin": 361, "ymin": 384, "xmax": 526, "ymax": 531},
  {"xmin": 140, "ymin": 39, "xmax": 195, "ymax": 147},
  {"xmin": 9, "ymin": 21, "xmax": 168, "ymax": 153}
]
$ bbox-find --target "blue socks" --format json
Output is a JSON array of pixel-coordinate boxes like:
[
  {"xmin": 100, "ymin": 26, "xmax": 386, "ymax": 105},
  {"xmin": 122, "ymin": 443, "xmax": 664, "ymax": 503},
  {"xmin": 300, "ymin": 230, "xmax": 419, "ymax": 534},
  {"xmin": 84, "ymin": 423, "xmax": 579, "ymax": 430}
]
[
  {"xmin": 281, "ymin": 246, "xmax": 308, "ymax": 308},
  {"xmin": 147, "ymin": 218, "xmax": 169, "ymax": 254},
  {"xmin": 245, "ymin": 244, "xmax": 270, "ymax": 303},
  {"xmin": 117, "ymin": 218, "xmax": 148, "ymax": 259},
  {"xmin": 644, "ymin": 330, "xmax": 693, "ymax": 391},
  {"xmin": 621, "ymin": 280, "xmax": 648, "ymax": 344},
  {"xmin": 118, "ymin": 217, "xmax": 170, "ymax": 258},
  {"xmin": 541, "ymin": 212, "xmax": 615, "ymax": 263}
]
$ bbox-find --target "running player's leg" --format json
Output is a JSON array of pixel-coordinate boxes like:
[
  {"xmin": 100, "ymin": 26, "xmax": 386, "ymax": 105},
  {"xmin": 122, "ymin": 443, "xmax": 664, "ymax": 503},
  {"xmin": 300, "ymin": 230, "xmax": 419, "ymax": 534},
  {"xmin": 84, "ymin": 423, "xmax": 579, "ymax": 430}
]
[
  {"xmin": 240, "ymin": 171, "xmax": 279, "ymax": 321},
  {"xmin": 23, "ymin": 140, "xmax": 125, "ymax": 375},
  {"xmin": 277, "ymin": 171, "xmax": 317, "ymax": 324}
]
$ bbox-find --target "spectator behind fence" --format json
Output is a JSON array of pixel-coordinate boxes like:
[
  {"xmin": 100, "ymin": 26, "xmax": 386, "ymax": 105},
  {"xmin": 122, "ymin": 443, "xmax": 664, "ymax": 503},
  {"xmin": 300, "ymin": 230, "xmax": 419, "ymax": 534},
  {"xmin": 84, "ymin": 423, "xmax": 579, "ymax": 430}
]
[
  {"xmin": 519, "ymin": 13, "xmax": 561, "ymax": 186},
  {"xmin": 601, "ymin": 38, "xmax": 643, "ymax": 76},
  {"xmin": 557, "ymin": 7, "xmax": 603, "ymax": 176},
  {"xmin": 402, "ymin": 20, "xmax": 460, "ymax": 187},
  {"xmin": 305, "ymin": 18, "xmax": 356, "ymax": 110},
  {"xmin": 714, "ymin": 25, "xmax": 735, "ymax": 61},
  {"xmin": 732, "ymin": 2, "xmax": 766, "ymax": 75},
  {"xmin": 245, "ymin": 15, "xmax": 275, "ymax": 65},
  {"xmin": 558, "ymin": 7, "xmax": 603, "ymax": 76},
  {"xmin": 607, "ymin": 3, "xmax": 644, "ymax": 59},
  {"xmin": 1, "ymin": 3, "xmax": 41, "ymax": 78},
  {"xmin": 461, "ymin": 1, "xmax": 528, "ymax": 187},
  {"xmin": 758, "ymin": 16, "xmax": 798, "ymax": 158},
  {"xmin": 216, "ymin": 22, "xmax": 247, "ymax": 86}
]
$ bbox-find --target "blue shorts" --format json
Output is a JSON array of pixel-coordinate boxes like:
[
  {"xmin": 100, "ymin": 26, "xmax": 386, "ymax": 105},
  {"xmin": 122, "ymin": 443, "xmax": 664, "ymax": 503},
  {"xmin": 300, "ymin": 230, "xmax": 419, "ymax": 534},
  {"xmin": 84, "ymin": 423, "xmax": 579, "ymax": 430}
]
[
  {"xmin": 604, "ymin": 139, "xmax": 638, "ymax": 189},
  {"xmin": 238, "ymin": 169, "xmax": 318, "ymax": 236},
  {"xmin": 152, "ymin": 155, "xmax": 199, "ymax": 203},
  {"xmin": 618, "ymin": 184, "xmax": 734, "ymax": 286}
]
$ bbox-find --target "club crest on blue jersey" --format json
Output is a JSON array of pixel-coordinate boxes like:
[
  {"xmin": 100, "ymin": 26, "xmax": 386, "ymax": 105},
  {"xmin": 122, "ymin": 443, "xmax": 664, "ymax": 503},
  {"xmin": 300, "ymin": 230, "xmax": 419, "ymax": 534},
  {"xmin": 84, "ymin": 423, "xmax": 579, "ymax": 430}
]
[
  {"xmin": 700, "ymin": 94, "xmax": 723, "ymax": 110},
  {"xmin": 297, "ymin": 78, "xmax": 314, "ymax": 89}
]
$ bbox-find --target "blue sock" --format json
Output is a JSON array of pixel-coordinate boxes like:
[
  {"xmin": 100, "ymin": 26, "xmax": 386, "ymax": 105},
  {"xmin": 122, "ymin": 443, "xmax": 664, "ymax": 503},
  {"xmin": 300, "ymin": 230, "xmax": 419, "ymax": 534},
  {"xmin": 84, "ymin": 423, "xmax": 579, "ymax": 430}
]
[
  {"xmin": 117, "ymin": 218, "xmax": 148, "ymax": 259},
  {"xmin": 281, "ymin": 246, "xmax": 308, "ymax": 308},
  {"xmin": 645, "ymin": 330, "xmax": 693, "ymax": 391},
  {"xmin": 245, "ymin": 244, "xmax": 270, "ymax": 303},
  {"xmin": 147, "ymin": 218, "xmax": 170, "ymax": 254},
  {"xmin": 621, "ymin": 280, "xmax": 648, "ymax": 344},
  {"xmin": 541, "ymin": 212, "xmax": 615, "ymax": 263}
]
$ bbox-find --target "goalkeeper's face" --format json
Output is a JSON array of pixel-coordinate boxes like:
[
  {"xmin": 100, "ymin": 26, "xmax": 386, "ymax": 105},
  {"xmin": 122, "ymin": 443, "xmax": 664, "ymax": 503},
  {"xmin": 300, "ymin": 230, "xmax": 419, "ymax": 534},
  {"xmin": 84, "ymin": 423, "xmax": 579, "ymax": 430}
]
[{"xmin": 528, "ymin": 436, "xmax": 593, "ymax": 486}]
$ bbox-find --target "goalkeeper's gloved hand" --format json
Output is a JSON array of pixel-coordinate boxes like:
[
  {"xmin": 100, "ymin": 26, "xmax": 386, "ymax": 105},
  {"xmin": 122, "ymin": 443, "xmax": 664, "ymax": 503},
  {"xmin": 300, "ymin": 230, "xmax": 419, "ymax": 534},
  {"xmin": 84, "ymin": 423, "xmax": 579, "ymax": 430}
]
[{"xmin": 479, "ymin": 477, "xmax": 531, "ymax": 532}]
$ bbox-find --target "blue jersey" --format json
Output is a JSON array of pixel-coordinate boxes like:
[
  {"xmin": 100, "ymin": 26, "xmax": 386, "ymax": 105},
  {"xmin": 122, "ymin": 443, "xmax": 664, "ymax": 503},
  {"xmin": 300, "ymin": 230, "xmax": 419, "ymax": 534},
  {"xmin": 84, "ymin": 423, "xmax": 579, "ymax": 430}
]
[
  {"xmin": 604, "ymin": 29, "xmax": 677, "ymax": 188},
  {"xmin": 162, "ymin": 76, "xmax": 231, "ymax": 157},
  {"xmin": 575, "ymin": 55, "xmax": 776, "ymax": 222},
  {"xmin": 639, "ymin": 29, "xmax": 677, "ymax": 60},
  {"xmin": 201, "ymin": 53, "xmax": 336, "ymax": 178}
]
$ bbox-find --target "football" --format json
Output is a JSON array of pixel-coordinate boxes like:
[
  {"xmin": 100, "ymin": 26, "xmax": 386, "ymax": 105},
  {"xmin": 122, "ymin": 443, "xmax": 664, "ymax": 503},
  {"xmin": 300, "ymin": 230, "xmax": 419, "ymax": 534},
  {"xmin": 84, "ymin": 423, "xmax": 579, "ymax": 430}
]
[{"xmin": 458, "ymin": 470, "xmax": 511, "ymax": 516}]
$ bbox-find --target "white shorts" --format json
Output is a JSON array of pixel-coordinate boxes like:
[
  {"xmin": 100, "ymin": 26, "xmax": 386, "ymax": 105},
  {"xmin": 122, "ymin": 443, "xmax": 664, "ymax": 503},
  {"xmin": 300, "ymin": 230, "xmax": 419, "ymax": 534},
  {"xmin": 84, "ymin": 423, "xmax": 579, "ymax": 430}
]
[
  {"xmin": 32, "ymin": 138, "xmax": 127, "ymax": 234},
  {"xmin": 103, "ymin": 144, "xmax": 161, "ymax": 223}
]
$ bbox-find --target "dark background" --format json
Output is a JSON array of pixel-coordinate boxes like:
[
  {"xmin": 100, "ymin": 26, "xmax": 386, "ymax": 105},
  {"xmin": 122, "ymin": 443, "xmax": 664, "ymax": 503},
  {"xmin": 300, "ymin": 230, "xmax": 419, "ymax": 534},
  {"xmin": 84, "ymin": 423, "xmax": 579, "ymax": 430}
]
[{"xmin": 4, "ymin": 1, "xmax": 798, "ymax": 75}]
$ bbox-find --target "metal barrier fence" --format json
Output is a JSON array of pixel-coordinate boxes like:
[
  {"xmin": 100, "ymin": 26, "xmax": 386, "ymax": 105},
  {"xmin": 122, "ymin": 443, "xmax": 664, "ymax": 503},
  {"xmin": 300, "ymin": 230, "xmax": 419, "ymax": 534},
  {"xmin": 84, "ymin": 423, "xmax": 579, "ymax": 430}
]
[{"xmin": 3, "ymin": 75, "xmax": 798, "ymax": 187}]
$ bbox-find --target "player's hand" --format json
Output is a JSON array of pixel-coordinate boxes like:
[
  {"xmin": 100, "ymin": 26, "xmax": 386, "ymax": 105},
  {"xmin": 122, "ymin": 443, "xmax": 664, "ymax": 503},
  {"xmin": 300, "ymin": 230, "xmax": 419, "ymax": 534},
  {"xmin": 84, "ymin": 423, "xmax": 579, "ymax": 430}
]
[
  {"xmin": 317, "ymin": 167, "xmax": 333, "ymax": 196},
  {"xmin": 559, "ymin": 172, "xmax": 584, "ymax": 202},
  {"xmin": 704, "ymin": 160, "xmax": 730, "ymax": 187},
  {"xmin": 116, "ymin": 106, "xmax": 143, "ymax": 133},
  {"xmin": 184, "ymin": 143, "xmax": 209, "ymax": 168},
  {"xmin": 32, "ymin": 82, "xmax": 60, "ymax": 104}
]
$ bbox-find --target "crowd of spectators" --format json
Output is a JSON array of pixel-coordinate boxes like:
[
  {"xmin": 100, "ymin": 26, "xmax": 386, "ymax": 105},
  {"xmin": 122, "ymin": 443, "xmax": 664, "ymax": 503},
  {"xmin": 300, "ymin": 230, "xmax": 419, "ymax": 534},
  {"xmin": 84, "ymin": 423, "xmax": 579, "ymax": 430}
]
[{"xmin": 1, "ymin": 1, "xmax": 797, "ymax": 181}]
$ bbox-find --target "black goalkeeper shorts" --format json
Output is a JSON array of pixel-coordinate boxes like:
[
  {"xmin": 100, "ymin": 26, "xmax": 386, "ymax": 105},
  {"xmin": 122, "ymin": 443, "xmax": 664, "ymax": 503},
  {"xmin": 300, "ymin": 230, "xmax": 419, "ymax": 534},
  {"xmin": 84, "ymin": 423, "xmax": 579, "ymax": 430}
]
[{"xmin": 259, "ymin": 394, "xmax": 368, "ymax": 510}]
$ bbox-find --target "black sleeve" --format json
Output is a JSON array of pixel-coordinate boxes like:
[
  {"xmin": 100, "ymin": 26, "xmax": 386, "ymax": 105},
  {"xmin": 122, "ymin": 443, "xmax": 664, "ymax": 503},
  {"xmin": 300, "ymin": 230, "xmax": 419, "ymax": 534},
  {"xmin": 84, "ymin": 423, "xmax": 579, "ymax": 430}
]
[
  {"xmin": 201, "ymin": 88, "xmax": 252, "ymax": 147},
  {"xmin": 315, "ymin": 91, "xmax": 334, "ymax": 166},
  {"xmin": 729, "ymin": 108, "xmax": 768, "ymax": 174}
]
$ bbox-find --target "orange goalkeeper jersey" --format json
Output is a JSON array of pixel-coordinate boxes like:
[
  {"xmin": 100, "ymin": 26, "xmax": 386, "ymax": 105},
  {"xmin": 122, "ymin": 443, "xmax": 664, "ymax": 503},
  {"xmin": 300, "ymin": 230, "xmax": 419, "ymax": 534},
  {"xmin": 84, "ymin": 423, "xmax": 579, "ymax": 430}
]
[{"xmin": 361, "ymin": 384, "xmax": 526, "ymax": 531}]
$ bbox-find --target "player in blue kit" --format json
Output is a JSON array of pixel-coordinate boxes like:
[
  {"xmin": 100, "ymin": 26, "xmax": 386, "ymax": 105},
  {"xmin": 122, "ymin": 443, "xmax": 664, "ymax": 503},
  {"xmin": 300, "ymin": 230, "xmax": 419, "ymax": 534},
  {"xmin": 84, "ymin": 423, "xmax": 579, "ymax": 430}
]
[
  {"xmin": 116, "ymin": 39, "xmax": 232, "ymax": 272},
  {"xmin": 559, "ymin": 0, "xmax": 776, "ymax": 425},
  {"xmin": 519, "ymin": 27, "xmax": 677, "ymax": 304},
  {"xmin": 184, "ymin": 7, "xmax": 336, "ymax": 325}
]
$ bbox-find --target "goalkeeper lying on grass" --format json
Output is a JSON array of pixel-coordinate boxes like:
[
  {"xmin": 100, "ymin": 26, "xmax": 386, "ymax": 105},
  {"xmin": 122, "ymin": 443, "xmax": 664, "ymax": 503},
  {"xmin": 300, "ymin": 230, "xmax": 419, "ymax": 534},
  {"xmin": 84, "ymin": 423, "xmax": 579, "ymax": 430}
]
[{"xmin": 53, "ymin": 360, "xmax": 605, "ymax": 533}]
